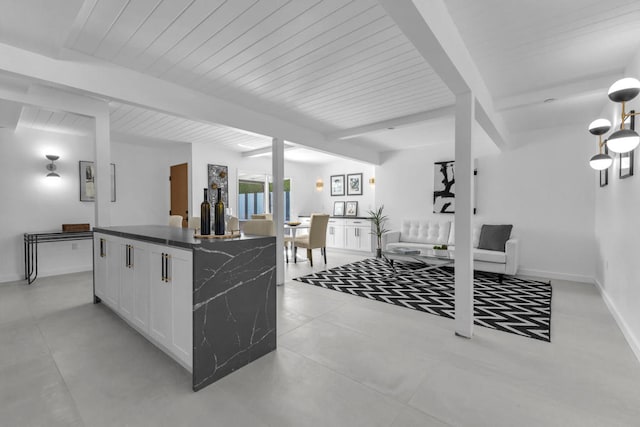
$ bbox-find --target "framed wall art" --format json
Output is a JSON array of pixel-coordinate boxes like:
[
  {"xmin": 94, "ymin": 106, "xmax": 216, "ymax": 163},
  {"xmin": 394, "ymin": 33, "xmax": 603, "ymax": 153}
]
[
  {"xmin": 433, "ymin": 160, "xmax": 477, "ymax": 214},
  {"xmin": 333, "ymin": 201, "xmax": 345, "ymax": 216},
  {"xmin": 600, "ymin": 144, "xmax": 609, "ymax": 187},
  {"xmin": 620, "ymin": 113, "xmax": 635, "ymax": 179},
  {"xmin": 345, "ymin": 201, "xmax": 358, "ymax": 216},
  {"xmin": 346, "ymin": 173, "xmax": 363, "ymax": 195},
  {"xmin": 330, "ymin": 175, "xmax": 345, "ymax": 196},
  {"xmin": 207, "ymin": 164, "xmax": 229, "ymax": 205},
  {"xmin": 79, "ymin": 161, "xmax": 116, "ymax": 202}
]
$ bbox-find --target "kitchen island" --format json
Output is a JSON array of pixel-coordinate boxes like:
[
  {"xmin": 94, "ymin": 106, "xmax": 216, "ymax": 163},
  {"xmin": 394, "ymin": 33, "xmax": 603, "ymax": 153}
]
[{"xmin": 93, "ymin": 225, "xmax": 276, "ymax": 391}]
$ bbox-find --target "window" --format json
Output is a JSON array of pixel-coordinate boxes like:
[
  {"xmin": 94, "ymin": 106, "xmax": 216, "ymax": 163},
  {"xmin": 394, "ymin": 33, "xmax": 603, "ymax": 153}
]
[{"xmin": 238, "ymin": 172, "xmax": 290, "ymax": 221}]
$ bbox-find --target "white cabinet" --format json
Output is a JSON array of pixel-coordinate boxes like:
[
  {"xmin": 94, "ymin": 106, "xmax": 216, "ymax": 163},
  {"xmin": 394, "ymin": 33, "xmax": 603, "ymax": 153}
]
[
  {"xmin": 149, "ymin": 244, "xmax": 193, "ymax": 368},
  {"xmin": 119, "ymin": 240, "xmax": 150, "ymax": 332},
  {"xmin": 93, "ymin": 233, "xmax": 192, "ymax": 369},
  {"xmin": 299, "ymin": 216, "xmax": 371, "ymax": 252},
  {"xmin": 326, "ymin": 218, "xmax": 345, "ymax": 248},
  {"xmin": 344, "ymin": 219, "xmax": 372, "ymax": 252},
  {"xmin": 93, "ymin": 235, "xmax": 107, "ymax": 299},
  {"xmin": 93, "ymin": 233, "xmax": 122, "ymax": 310}
]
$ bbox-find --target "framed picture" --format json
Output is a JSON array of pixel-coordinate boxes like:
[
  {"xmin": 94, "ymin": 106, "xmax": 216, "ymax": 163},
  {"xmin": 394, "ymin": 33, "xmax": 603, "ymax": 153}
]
[
  {"xmin": 333, "ymin": 201, "xmax": 345, "ymax": 216},
  {"xmin": 600, "ymin": 144, "xmax": 609, "ymax": 187},
  {"xmin": 345, "ymin": 201, "xmax": 358, "ymax": 216},
  {"xmin": 79, "ymin": 161, "xmax": 116, "ymax": 202},
  {"xmin": 620, "ymin": 151, "xmax": 634, "ymax": 179},
  {"xmin": 330, "ymin": 175, "xmax": 345, "ymax": 196},
  {"xmin": 346, "ymin": 173, "xmax": 363, "ymax": 195},
  {"xmin": 620, "ymin": 113, "xmax": 635, "ymax": 179},
  {"xmin": 433, "ymin": 161, "xmax": 477, "ymax": 214}
]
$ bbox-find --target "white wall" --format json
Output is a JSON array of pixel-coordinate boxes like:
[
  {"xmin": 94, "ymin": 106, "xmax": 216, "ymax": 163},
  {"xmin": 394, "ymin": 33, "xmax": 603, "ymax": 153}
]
[
  {"xmin": 190, "ymin": 143, "xmax": 323, "ymax": 220},
  {"xmin": 375, "ymin": 127, "xmax": 596, "ymax": 282},
  {"xmin": 110, "ymin": 140, "xmax": 190, "ymax": 226},
  {"xmin": 0, "ymin": 127, "xmax": 191, "ymax": 283},
  {"xmin": 316, "ymin": 158, "xmax": 376, "ymax": 217},
  {"xmin": 594, "ymin": 52, "xmax": 640, "ymax": 360}
]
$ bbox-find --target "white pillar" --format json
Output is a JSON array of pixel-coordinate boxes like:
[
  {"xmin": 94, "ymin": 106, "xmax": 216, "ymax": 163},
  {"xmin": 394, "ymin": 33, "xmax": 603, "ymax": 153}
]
[
  {"xmin": 94, "ymin": 110, "xmax": 111, "ymax": 227},
  {"xmin": 454, "ymin": 91, "xmax": 474, "ymax": 338},
  {"xmin": 272, "ymin": 137, "xmax": 285, "ymax": 286}
]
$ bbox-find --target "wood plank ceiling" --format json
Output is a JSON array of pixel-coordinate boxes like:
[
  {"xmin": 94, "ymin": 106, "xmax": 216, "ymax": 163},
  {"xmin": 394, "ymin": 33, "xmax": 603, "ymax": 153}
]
[
  {"xmin": 65, "ymin": 0, "xmax": 452, "ymax": 133},
  {"xmin": 19, "ymin": 103, "xmax": 271, "ymax": 149}
]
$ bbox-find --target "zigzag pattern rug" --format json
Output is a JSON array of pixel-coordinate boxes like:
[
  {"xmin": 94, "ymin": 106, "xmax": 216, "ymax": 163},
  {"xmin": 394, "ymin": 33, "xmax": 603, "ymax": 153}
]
[{"xmin": 294, "ymin": 258, "xmax": 552, "ymax": 342}]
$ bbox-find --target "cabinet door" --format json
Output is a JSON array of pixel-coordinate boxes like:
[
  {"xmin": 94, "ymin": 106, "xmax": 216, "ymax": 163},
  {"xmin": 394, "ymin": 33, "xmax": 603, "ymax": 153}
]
[
  {"xmin": 103, "ymin": 236, "xmax": 121, "ymax": 309},
  {"xmin": 119, "ymin": 242, "xmax": 134, "ymax": 321},
  {"xmin": 131, "ymin": 244, "xmax": 150, "ymax": 333},
  {"xmin": 357, "ymin": 225, "xmax": 372, "ymax": 253},
  {"xmin": 120, "ymin": 241, "xmax": 149, "ymax": 331},
  {"xmin": 326, "ymin": 225, "xmax": 338, "ymax": 248},
  {"xmin": 168, "ymin": 247, "xmax": 193, "ymax": 367},
  {"xmin": 149, "ymin": 246, "xmax": 172, "ymax": 349},
  {"xmin": 344, "ymin": 226, "xmax": 359, "ymax": 250},
  {"xmin": 93, "ymin": 234, "xmax": 107, "ymax": 299}
]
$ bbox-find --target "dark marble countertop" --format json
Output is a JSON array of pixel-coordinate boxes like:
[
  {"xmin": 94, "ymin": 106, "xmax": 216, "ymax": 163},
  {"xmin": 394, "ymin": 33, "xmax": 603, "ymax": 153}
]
[{"xmin": 94, "ymin": 225, "xmax": 271, "ymax": 249}]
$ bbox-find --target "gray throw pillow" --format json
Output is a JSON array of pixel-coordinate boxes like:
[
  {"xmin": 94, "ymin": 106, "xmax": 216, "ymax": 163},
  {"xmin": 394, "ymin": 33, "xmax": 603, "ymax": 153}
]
[{"xmin": 478, "ymin": 224, "xmax": 513, "ymax": 252}]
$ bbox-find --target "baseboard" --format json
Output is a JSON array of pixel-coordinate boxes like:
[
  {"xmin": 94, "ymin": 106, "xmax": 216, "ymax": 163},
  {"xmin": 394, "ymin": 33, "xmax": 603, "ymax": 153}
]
[
  {"xmin": 0, "ymin": 265, "xmax": 93, "ymax": 284},
  {"xmin": 594, "ymin": 279, "xmax": 640, "ymax": 364},
  {"xmin": 516, "ymin": 268, "xmax": 594, "ymax": 284}
]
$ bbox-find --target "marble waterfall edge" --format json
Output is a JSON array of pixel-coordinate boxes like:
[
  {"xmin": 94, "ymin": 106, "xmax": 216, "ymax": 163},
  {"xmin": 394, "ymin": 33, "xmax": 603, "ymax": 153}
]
[{"xmin": 192, "ymin": 237, "xmax": 277, "ymax": 391}]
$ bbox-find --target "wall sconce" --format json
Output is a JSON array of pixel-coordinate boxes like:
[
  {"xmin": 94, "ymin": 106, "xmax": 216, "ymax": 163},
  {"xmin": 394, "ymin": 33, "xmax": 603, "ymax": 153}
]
[
  {"xmin": 369, "ymin": 177, "xmax": 375, "ymax": 186},
  {"xmin": 45, "ymin": 154, "xmax": 60, "ymax": 178},
  {"xmin": 315, "ymin": 179, "xmax": 323, "ymax": 191},
  {"xmin": 588, "ymin": 77, "xmax": 640, "ymax": 170}
]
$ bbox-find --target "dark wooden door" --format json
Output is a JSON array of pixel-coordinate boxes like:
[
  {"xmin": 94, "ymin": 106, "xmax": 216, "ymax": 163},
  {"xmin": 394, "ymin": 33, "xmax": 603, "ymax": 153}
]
[{"xmin": 170, "ymin": 163, "xmax": 188, "ymax": 227}]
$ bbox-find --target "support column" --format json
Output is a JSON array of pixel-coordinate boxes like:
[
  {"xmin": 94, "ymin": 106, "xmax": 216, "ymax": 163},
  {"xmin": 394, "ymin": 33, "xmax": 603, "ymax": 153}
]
[
  {"xmin": 272, "ymin": 137, "xmax": 285, "ymax": 286},
  {"xmin": 454, "ymin": 91, "xmax": 474, "ymax": 338},
  {"xmin": 94, "ymin": 109, "xmax": 111, "ymax": 227}
]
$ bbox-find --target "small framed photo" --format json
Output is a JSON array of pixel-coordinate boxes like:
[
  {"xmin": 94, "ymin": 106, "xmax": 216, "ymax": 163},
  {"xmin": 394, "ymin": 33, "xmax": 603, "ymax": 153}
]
[
  {"xmin": 80, "ymin": 161, "xmax": 116, "ymax": 202},
  {"xmin": 345, "ymin": 201, "xmax": 358, "ymax": 216},
  {"xmin": 330, "ymin": 174, "xmax": 345, "ymax": 196},
  {"xmin": 347, "ymin": 173, "xmax": 363, "ymax": 195},
  {"xmin": 619, "ymin": 151, "xmax": 634, "ymax": 179},
  {"xmin": 600, "ymin": 145, "xmax": 609, "ymax": 187},
  {"xmin": 333, "ymin": 201, "xmax": 345, "ymax": 216},
  {"xmin": 620, "ymin": 113, "xmax": 635, "ymax": 180}
]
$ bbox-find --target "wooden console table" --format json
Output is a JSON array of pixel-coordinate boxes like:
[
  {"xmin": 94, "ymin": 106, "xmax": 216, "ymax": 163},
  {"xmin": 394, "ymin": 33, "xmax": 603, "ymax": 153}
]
[{"xmin": 23, "ymin": 230, "xmax": 93, "ymax": 284}]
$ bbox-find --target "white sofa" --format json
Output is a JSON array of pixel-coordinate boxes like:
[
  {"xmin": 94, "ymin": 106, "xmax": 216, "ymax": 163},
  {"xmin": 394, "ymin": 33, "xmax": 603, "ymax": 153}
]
[{"xmin": 383, "ymin": 219, "xmax": 519, "ymax": 275}]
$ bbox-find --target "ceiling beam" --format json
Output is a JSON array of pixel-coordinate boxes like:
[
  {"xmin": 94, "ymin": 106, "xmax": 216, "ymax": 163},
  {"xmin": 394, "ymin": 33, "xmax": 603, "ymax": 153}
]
[
  {"xmin": 0, "ymin": 43, "xmax": 380, "ymax": 164},
  {"xmin": 327, "ymin": 106, "xmax": 455, "ymax": 140},
  {"xmin": 495, "ymin": 71, "xmax": 623, "ymax": 112},
  {"xmin": 378, "ymin": 0, "xmax": 508, "ymax": 150},
  {"xmin": 242, "ymin": 143, "xmax": 299, "ymax": 158}
]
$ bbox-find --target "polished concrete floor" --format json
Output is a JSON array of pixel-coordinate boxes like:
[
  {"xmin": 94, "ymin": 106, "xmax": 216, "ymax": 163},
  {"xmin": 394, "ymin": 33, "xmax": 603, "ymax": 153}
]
[{"xmin": 2, "ymin": 250, "xmax": 640, "ymax": 426}]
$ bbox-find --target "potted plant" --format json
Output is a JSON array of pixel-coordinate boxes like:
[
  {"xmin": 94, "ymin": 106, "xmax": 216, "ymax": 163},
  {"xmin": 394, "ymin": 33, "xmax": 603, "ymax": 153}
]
[
  {"xmin": 433, "ymin": 245, "xmax": 450, "ymax": 257},
  {"xmin": 367, "ymin": 205, "xmax": 389, "ymax": 258}
]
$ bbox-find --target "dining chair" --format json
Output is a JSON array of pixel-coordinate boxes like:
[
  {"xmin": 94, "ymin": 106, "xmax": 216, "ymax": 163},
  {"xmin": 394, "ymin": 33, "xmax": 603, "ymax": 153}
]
[
  {"xmin": 292, "ymin": 214, "xmax": 329, "ymax": 266},
  {"xmin": 169, "ymin": 215, "xmax": 183, "ymax": 228},
  {"xmin": 188, "ymin": 216, "xmax": 200, "ymax": 230},
  {"xmin": 242, "ymin": 219, "xmax": 275, "ymax": 236}
]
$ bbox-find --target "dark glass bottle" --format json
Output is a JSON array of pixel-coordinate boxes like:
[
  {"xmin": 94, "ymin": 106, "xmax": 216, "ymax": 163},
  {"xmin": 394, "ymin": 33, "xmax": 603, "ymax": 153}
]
[
  {"xmin": 200, "ymin": 188, "xmax": 211, "ymax": 235},
  {"xmin": 214, "ymin": 188, "xmax": 225, "ymax": 235}
]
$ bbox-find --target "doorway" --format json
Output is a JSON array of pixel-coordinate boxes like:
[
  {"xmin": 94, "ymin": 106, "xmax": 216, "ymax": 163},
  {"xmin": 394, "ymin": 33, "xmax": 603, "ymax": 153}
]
[{"xmin": 170, "ymin": 163, "xmax": 188, "ymax": 227}]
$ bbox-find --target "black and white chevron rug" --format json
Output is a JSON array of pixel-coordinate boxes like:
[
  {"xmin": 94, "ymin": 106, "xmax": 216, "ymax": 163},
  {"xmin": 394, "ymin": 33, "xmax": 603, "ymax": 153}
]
[{"xmin": 294, "ymin": 258, "xmax": 552, "ymax": 342}]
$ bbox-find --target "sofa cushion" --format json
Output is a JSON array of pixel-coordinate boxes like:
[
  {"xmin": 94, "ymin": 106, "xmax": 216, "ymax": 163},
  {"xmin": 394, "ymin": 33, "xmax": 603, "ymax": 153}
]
[
  {"xmin": 400, "ymin": 220, "xmax": 450, "ymax": 245},
  {"xmin": 473, "ymin": 248, "xmax": 507, "ymax": 264},
  {"xmin": 478, "ymin": 224, "xmax": 513, "ymax": 252},
  {"xmin": 448, "ymin": 223, "xmax": 482, "ymax": 248}
]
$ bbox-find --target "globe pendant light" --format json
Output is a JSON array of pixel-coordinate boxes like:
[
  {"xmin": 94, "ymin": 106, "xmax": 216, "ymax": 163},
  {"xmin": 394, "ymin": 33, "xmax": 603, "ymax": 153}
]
[
  {"xmin": 588, "ymin": 119, "xmax": 612, "ymax": 170},
  {"xmin": 607, "ymin": 128, "xmax": 640, "ymax": 153},
  {"xmin": 605, "ymin": 78, "xmax": 640, "ymax": 153},
  {"xmin": 589, "ymin": 153, "xmax": 613, "ymax": 170}
]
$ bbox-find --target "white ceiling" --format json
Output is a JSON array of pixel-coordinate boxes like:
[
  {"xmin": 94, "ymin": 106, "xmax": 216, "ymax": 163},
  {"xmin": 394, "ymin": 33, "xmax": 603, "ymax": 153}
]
[{"xmin": 1, "ymin": 0, "xmax": 640, "ymax": 162}]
